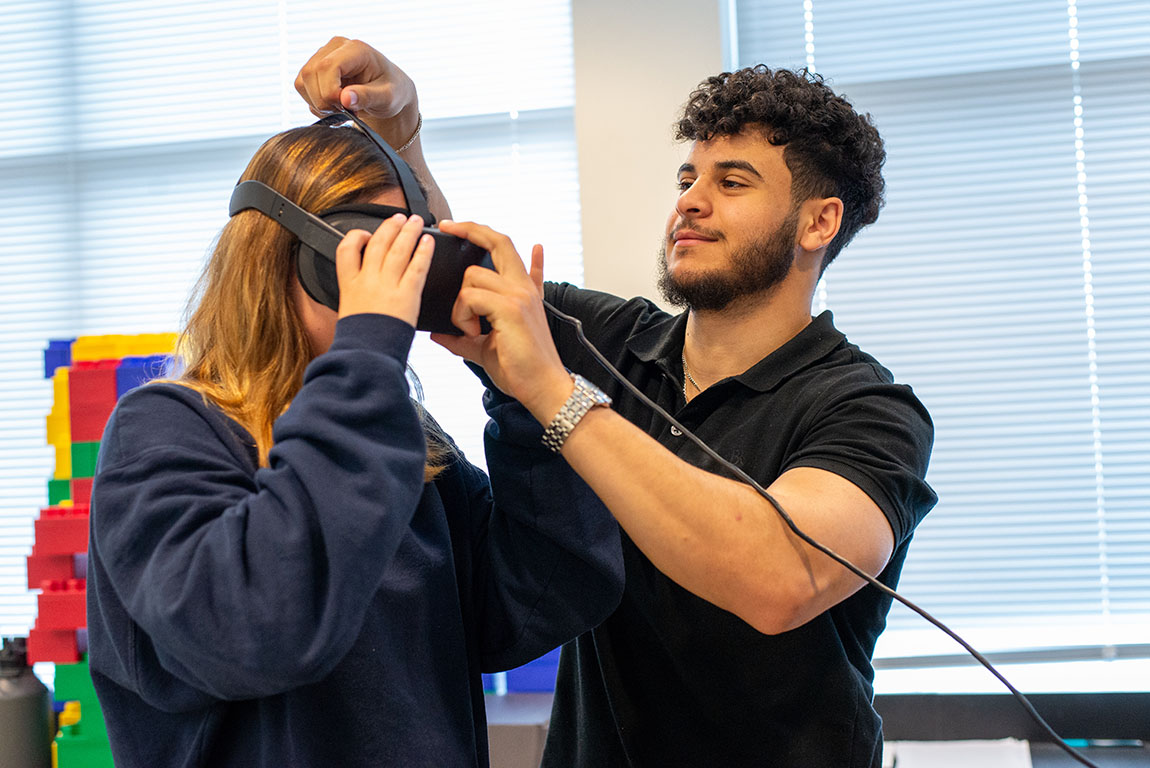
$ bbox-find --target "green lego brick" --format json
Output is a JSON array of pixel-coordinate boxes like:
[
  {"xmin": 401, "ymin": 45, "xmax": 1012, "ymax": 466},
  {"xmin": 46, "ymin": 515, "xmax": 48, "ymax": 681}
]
[
  {"xmin": 56, "ymin": 730, "xmax": 114, "ymax": 768},
  {"xmin": 48, "ymin": 477, "xmax": 71, "ymax": 505},
  {"xmin": 54, "ymin": 657, "xmax": 107, "ymax": 737},
  {"xmin": 53, "ymin": 657, "xmax": 96, "ymax": 700},
  {"xmin": 69, "ymin": 442, "xmax": 101, "ymax": 479}
]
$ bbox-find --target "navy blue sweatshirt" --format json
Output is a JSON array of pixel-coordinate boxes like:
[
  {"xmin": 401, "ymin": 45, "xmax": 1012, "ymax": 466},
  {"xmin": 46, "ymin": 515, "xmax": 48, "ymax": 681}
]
[{"xmin": 86, "ymin": 313, "xmax": 623, "ymax": 768}]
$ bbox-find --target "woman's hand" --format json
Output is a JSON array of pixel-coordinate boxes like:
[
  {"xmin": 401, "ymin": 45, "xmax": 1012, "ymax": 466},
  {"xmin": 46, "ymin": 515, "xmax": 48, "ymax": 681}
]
[
  {"xmin": 431, "ymin": 221, "xmax": 574, "ymax": 425},
  {"xmin": 336, "ymin": 214, "xmax": 433, "ymax": 328}
]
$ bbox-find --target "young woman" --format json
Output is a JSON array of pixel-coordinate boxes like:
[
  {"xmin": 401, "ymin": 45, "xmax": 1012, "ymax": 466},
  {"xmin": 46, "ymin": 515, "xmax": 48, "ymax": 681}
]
[{"xmin": 85, "ymin": 122, "xmax": 622, "ymax": 768}]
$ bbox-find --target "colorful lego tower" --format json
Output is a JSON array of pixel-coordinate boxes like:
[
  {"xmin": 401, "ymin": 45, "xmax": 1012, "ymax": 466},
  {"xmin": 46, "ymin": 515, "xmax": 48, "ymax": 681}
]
[{"xmin": 29, "ymin": 333, "xmax": 176, "ymax": 768}]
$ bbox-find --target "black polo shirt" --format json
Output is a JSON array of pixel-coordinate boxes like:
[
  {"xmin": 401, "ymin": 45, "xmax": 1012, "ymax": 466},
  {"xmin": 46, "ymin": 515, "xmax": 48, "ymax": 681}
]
[{"xmin": 537, "ymin": 282, "xmax": 937, "ymax": 768}]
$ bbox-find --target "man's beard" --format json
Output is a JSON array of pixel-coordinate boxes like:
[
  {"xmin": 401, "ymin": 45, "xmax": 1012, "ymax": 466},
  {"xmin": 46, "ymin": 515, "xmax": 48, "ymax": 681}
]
[{"xmin": 657, "ymin": 210, "xmax": 799, "ymax": 312}]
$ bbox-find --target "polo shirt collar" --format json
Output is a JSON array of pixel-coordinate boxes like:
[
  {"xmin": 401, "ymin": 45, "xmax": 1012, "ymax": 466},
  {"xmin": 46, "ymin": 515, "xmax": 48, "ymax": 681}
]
[{"xmin": 625, "ymin": 309, "xmax": 844, "ymax": 393}]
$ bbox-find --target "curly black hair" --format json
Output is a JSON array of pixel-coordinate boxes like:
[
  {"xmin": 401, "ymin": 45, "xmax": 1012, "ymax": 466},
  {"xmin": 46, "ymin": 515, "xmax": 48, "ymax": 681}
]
[{"xmin": 676, "ymin": 66, "xmax": 885, "ymax": 270}]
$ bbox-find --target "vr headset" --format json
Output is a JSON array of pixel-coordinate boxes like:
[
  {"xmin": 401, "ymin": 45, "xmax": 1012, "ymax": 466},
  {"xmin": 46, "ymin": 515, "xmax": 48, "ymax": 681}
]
[{"xmin": 228, "ymin": 110, "xmax": 493, "ymax": 335}]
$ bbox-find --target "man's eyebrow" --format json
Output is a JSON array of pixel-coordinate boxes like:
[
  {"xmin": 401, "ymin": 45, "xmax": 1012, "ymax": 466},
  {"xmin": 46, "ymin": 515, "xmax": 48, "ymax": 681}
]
[
  {"xmin": 676, "ymin": 160, "xmax": 764, "ymax": 180},
  {"xmin": 715, "ymin": 159, "xmax": 764, "ymax": 180}
]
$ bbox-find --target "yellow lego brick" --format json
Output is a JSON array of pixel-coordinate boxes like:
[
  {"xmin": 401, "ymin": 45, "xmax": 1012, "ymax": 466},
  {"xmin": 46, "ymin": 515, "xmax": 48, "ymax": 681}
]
[
  {"xmin": 52, "ymin": 369, "xmax": 70, "ymax": 415},
  {"xmin": 71, "ymin": 333, "xmax": 178, "ymax": 363},
  {"xmin": 123, "ymin": 332, "xmax": 178, "ymax": 357},
  {"xmin": 47, "ymin": 369, "xmax": 72, "ymax": 479},
  {"xmin": 53, "ymin": 441, "xmax": 71, "ymax": 480},
  {"xmin": 70, "ymin": 335, "xmax": 125, "ymax": 363},
  {"xmin": 58, "ymin": 700, "xmax": 81, "ymax": 728},
  {"xmin": 46, "ymin": 409, "xmax": 70, "ymax": 443}
]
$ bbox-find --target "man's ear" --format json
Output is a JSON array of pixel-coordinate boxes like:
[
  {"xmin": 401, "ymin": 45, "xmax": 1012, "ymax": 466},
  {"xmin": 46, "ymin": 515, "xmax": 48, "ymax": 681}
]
[{"xmin": 797, "ymin": 197, "xmax": 843, "ymax": 253}]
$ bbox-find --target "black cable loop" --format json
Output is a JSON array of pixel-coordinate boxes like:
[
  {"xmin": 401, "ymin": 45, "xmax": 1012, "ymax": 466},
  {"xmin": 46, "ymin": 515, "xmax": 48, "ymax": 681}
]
[{"xmin": 543, "ymin": 299, "xmax": 1101, "ymax": 768}]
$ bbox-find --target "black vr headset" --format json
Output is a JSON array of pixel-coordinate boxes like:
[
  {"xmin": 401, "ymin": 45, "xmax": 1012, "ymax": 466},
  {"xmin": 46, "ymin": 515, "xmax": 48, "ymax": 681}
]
[{"xmin": 228, "ymin": 110, "xmax": 493, "ymax": 335}]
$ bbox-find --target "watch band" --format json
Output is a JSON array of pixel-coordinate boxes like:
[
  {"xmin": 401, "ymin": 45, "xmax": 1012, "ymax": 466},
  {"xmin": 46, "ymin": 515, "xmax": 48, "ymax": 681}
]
[{"xmin": 541, "ymin": 373, "xmax": 612, "ymax": 453}]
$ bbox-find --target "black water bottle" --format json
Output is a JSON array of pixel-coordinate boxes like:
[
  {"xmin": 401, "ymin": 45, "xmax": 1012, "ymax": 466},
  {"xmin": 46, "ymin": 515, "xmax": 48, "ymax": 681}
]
[{"xmin": 0, "ymin": 637, "xmax": 52, "ymax": 768}]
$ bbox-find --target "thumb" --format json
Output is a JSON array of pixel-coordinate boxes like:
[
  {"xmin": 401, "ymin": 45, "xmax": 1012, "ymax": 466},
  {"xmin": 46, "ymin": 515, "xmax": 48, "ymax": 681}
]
[
  {"xmin": 529, "ymin": 244, "xmax": 545, "ymax": 292},
  {"xmin": 432, "ymin": 332, "xmax": 485, "ymax": 363},
  {"xmin": 340, "ymin": 87, "xmax": 362, "ymax": 111},
  {"xmin": 340, "ymin": 84, "xmax": 392, "ymax": 115}
]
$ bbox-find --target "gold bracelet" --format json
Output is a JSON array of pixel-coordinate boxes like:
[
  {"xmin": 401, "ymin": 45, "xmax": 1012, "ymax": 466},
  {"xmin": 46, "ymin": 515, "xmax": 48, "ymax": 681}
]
[{"xmin": 396, "ymin": 112, "xmax": 422, "ymax": 153}]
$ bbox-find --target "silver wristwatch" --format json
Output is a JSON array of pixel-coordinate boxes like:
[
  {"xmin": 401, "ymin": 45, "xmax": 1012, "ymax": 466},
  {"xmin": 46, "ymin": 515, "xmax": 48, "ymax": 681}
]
[{"xmin": 541, "ymin": 373, "xmax": 612, "ymax": 453}]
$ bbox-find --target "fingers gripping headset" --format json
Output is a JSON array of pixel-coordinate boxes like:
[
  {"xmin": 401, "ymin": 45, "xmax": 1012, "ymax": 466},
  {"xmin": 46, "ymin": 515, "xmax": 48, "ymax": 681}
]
[{"xmin": 229, "ymin": 112, "xmax": 1101, "ymax": 768}]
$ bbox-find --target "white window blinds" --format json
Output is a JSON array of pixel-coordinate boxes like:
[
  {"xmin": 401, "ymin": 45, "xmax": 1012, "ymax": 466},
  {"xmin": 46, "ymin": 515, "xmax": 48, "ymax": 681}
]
[
  {"xmin": 0, "ymin": 0, "xmax": 581, "ymax": 636},
  {"xmin": 735, "ymin": 0, "xmax": 1150, "ymax": 688}
]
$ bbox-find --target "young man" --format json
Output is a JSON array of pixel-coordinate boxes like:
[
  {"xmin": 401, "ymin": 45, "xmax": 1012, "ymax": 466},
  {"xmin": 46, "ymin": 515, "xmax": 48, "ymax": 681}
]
[{"xmin": 297, "ymin": 38, "xmax": 937, "ymax": 768}]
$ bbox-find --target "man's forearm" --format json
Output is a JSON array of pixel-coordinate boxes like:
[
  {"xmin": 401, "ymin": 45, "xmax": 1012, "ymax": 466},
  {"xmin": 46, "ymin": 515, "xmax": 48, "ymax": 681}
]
[{"xmin": 553, "ymin": 405, "xmax": 894, "ymax": 634}]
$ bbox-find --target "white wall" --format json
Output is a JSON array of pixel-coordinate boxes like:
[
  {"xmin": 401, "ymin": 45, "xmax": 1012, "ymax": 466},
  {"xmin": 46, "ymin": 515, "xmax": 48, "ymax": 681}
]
[{"xmin": 571, "ymin": 0, "xmax": 728, "ymax": 302}]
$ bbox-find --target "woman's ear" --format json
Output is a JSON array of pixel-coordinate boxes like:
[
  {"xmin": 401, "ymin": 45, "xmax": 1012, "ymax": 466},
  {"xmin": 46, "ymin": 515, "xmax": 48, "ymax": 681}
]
[{"xmin": 292, "ymin": 276, "xmax": 338, "ymax": 357}]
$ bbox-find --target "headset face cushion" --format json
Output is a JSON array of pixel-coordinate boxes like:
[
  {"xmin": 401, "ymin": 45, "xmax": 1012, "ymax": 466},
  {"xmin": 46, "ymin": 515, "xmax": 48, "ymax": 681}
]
[
  {"xmin": 296, "ymin": 202, "xmax": 494, "ymax": 335},
  {"xmin": 296, "ymin": 203, "xmax": 409, "ymax": 312}
]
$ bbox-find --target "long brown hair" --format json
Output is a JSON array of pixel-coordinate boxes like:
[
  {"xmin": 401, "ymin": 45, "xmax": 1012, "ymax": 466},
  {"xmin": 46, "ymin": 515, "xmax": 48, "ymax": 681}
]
[{"xmin": 177, "ymin": 124, "xmax": 451, "ymax": 480}]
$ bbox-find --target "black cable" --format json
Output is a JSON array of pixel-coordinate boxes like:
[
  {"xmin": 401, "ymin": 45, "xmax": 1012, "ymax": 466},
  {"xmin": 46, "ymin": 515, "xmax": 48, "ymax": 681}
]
[{"xmin": 542, "ymin": 299, "xmax": 1102, "ymax": 768}]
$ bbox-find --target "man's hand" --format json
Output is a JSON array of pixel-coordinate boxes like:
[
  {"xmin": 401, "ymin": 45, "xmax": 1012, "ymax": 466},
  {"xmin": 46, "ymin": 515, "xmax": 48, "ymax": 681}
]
[
  {"xmin": 295, "ymin": 37, "xmax": 419, "ymax": 149},
  {"xmin": 294, "ymin": 36, "xmax": 452, "ymax": 221},
  {"xmin": 431, "ymin": 221, "xmax": 574, "ymax": 426}
]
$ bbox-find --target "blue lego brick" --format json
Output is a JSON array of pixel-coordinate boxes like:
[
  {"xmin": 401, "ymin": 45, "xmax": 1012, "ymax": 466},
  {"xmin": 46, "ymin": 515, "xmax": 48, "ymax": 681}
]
[
  {"xmin": 45, "ymin": 339, "xmax": 75, "ymax": 378},
  {"xmin": 505, "ymin": 647, "xmax": 560, "ymax": 693},
  {"xmin": 115, "ymin": 354, "xmax": 172, "ymax": 397}
]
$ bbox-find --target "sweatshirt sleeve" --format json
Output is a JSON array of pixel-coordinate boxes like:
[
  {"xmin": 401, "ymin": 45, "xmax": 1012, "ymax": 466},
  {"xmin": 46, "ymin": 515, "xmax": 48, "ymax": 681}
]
[
  {"xmin": 452, "ymin": 372, "xmax": 624, "ymax": 672},
  {"xmin": 89, "ymin": 314, "xmax": 426, "ymax": 700}
]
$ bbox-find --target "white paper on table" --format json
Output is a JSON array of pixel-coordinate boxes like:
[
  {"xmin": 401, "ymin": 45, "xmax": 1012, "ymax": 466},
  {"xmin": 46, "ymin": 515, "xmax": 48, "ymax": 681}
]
[{"xmin": 884, "ymin": 739, "xmax": 1032, "ymax": 768}]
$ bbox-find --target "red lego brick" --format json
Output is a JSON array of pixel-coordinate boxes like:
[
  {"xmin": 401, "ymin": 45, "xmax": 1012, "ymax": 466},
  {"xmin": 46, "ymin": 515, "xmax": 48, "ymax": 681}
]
[
  {"xmin": 33, "ymin": 505, "xmax": 90, "ymax": 555},
  {"xmin": 69, "ymin": 359, "xmax": 120, "ymax": 442},
  {"xmin": 27, "ymin": 623, "xmax": 81, "ymax": 664},
  {"xmin": 71, "ymin": 478, "xmax": 93, "ymax": 506},
  {"xmin": 37, "ymin": 579, "xmax": 86, "ymax": 630},
  {"xmin": 26, "ymin": 552, "xmax": 76, "ymax": 589}
]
